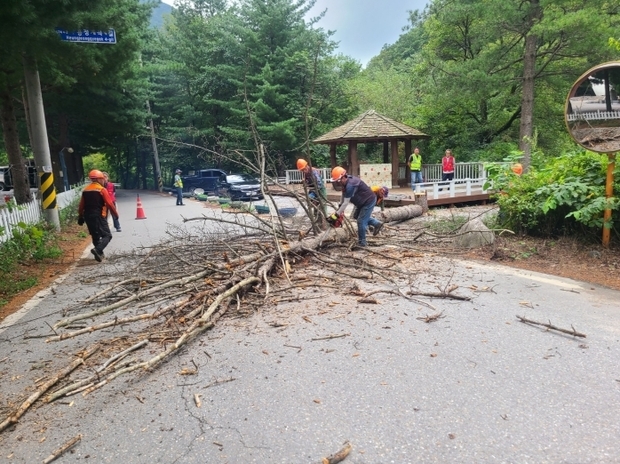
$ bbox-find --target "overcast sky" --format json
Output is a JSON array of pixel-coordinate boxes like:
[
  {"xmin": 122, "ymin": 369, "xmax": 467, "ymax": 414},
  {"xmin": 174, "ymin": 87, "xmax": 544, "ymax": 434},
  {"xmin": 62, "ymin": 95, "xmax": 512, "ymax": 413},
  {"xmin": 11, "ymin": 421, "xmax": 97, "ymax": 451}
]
[
  {"xmin": 160, "ymin": 0, "xmax": 429, "ymax": 66},
  {"xmin": 306, "ymin": 0, "xmax": 428, "ymax": 65}
]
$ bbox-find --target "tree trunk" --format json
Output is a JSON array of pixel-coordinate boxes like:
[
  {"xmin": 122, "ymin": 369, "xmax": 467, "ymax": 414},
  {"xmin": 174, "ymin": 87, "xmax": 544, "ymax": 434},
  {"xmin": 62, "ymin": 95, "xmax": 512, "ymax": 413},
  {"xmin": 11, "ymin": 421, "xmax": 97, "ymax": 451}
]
[
  {"xmin": 378, "ymin": 204, "xmax": 424, "ymax": 223},
  {"xmin": 0, "ymin": 86, "xmax": 31, "ymax": 204},
  {"xmin": 518, "ymin": 0, "xmax": 541, "ymax": 171}
]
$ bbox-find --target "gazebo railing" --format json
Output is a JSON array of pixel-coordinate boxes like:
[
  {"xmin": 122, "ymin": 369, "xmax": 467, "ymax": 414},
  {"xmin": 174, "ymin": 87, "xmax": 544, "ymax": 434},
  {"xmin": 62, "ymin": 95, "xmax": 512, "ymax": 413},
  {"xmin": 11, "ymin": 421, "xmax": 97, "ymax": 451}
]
[
  {"xmin": 285, "ymin": 168, "xmax": 331, "ymax": 184},
  {"xmin": 284, "ymin": 162, "xmax": 507, "ymax": 189}
]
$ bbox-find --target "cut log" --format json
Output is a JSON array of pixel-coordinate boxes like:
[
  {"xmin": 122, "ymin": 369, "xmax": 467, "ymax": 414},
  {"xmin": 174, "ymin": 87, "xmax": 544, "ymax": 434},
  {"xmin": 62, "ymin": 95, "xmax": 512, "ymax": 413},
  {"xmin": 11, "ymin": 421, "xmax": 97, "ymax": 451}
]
[
  {"xmin": 377, "ymin": 204, "xmax": 424, "ymax": 223},
  {"xmin": 413, "ymin": 191, "xmax": 428, "ymax": 212}
]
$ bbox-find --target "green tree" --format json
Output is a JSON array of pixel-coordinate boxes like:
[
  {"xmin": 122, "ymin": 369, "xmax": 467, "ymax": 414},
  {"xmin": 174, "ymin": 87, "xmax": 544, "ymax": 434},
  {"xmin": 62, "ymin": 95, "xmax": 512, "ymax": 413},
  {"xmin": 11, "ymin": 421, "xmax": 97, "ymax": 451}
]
[
  {"xmin": 0, "ymin": 0, "xmax": 153, "ymax": 197},
  {"xmin": 410, "ymin": 0, "xmax": 619, "ymax": 164},
  {"xmin": 146, "ymin": 0, "xmax": 353, "ymax": 176}
]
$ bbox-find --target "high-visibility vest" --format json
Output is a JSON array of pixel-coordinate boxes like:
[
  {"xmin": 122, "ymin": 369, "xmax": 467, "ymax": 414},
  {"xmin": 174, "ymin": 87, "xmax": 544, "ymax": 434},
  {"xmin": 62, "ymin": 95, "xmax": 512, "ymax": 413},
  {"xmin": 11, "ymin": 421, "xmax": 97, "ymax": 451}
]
[
  {"xmin": 409, "ymin": 154, "xmax": 422, "ymax": 171},
  {"xmin": 174, "ymin": 174, "xmax": 183, "ymax": 188}
]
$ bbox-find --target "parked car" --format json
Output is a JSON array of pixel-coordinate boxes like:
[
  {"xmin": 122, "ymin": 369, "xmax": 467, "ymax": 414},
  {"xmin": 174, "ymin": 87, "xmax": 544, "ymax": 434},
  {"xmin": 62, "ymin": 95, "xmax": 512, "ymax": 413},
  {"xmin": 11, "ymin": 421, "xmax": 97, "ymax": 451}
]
[
  {"xmin": 0, "ymin": 160, "xmax": 38, "ymax": 191},
  {"xmin": 181, "ymin": 169, "xmax": 227, "ymax": 195},
  {"xmin": 219, "ymin": 174, "xmax": 263, "ymax": 201}
]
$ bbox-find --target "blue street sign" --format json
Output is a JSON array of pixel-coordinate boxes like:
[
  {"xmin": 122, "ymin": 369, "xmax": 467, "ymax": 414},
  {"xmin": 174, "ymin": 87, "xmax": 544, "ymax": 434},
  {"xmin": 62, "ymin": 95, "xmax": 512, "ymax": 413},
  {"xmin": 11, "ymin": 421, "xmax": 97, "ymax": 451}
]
[{"xmin": 55, "ymin": 28, "xmax": 116, "ymax": 44}]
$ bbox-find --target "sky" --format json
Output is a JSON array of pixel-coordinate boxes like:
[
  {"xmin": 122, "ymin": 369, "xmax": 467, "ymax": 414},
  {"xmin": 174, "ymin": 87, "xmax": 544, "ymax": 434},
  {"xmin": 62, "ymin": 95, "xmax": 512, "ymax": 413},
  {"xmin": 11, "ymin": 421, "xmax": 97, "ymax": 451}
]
[
  {"xmin": 160, "ymin": 0, "xmax": 429, "ymax": 66},
  {"xmin": 306, "ymin": 0, "xmax": 429, "ymax": 65}
]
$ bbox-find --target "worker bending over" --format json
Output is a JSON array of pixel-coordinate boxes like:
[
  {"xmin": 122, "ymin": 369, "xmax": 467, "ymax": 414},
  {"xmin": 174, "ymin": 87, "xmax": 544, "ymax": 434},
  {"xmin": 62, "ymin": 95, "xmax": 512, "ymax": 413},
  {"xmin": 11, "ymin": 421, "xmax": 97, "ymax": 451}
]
[{"xmin": 329, "ymin": 167, "xmax": 383, "ymax": 247}]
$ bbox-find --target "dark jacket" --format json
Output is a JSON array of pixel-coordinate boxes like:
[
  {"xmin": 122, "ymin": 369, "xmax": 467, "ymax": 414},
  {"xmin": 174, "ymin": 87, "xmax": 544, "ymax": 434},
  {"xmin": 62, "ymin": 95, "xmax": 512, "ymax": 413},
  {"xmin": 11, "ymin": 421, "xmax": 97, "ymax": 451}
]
[{"xmin": 79, "ymin": 182, "xmax": 119, "ymax": 219}]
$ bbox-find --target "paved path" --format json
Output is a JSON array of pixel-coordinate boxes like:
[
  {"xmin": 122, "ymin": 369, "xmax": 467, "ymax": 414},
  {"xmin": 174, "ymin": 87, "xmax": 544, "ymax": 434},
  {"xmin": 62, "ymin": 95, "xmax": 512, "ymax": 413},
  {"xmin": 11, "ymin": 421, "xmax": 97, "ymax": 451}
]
[{"xmin": 0, "ymin": 190, "xmax": 619, "ymax": 463}]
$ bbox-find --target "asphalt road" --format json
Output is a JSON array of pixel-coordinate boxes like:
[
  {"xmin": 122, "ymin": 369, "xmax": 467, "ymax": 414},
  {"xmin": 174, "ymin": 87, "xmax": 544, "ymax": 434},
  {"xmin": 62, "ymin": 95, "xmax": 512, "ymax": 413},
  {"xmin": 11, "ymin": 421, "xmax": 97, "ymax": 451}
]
[{"xmin": 0, "ymin": 189, "xmax": 619, "ymax": 463}]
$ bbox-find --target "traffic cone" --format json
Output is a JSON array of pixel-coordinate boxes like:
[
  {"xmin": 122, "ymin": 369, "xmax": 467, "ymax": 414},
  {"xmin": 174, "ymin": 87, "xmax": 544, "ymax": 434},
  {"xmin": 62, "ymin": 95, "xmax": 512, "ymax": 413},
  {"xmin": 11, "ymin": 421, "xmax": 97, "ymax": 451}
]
[{"xmin": 136, "ymin": 194, "xmax": 147, "ymax": 220}]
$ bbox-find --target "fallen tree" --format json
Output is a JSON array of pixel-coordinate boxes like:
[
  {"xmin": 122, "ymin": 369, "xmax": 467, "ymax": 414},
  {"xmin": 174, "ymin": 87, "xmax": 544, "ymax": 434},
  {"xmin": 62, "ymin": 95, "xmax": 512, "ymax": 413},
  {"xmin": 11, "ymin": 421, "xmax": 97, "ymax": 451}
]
[{"xmin": 0, "ymin": 197, "xmax": 477, "ymax": 433}]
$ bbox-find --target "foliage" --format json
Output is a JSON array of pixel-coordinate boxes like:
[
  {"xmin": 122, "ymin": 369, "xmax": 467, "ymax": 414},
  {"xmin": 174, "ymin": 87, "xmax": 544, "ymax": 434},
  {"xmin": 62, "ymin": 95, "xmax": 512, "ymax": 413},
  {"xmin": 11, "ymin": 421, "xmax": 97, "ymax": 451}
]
[
  {"xmin": 0, "ymin": 195, "xmax": 83, "ymax": 307},
  {"xmin": 143, "ymin": 0, "xmax": 358, "ymax": 178},
  {"xmin": 365, "ymin": 0, "xmax": 620, "ymax": 163},
  {"xmin": 491, "ymin": 150, "xmax": 619, "ymax": 239},
  {"xmin": 59, "ymin": 186, "xmax": 84, "ymax": 225},
  {"xmin": 0, "ymin": 221, "xmax": 63, "ymax": 307},
  {"xmin": 82, "ymin": 154, "xmax": 111, "ymax": 179}
]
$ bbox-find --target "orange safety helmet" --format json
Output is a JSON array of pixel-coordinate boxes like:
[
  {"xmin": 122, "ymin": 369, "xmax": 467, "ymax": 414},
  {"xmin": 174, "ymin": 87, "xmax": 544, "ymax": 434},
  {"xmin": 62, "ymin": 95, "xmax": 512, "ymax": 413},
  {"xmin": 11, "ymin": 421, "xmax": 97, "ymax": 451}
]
[
  {"xmin": 296, "ymin": 159, "xmax": 308, "ymax": 170},
  {"xmin": 330, "ymin": 166, "xmax": 347, "ymax": 182},
  {"xmin": 89, "ymin": 169, "xmax": 105, "ymax": 180},
  {"xmin": 511, "ymin": 163, "xmax": 523, "ymax": 176}
]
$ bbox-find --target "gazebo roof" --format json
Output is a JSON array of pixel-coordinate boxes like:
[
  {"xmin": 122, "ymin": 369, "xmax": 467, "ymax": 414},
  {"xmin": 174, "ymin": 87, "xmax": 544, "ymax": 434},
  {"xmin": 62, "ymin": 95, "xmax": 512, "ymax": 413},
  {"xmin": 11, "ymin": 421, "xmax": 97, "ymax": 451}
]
[{"xmin": 313, "ymin": 110, "xmax": 429, "ymax": 144}]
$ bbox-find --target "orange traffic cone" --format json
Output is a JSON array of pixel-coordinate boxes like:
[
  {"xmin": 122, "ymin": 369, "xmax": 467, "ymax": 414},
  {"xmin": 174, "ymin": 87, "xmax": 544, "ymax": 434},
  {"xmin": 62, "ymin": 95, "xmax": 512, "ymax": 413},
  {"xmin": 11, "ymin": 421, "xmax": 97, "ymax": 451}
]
[{"xmin": 136, "ymin": 194, "xmax": 147, "ymax": 220}]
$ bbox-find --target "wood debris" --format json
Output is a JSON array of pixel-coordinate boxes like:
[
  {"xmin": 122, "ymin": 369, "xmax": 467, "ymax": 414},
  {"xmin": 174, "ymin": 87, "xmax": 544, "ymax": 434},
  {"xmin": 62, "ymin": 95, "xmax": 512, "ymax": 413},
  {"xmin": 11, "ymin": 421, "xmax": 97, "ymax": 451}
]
[
  {"xmin": 0, "ymin": 198, "xmax": 476, "ymax": 435},
  {"xmin": 516, "ymin": 315, "xmax": 586, "ymax": 338},
  {"xmin": 416, "ymin": 311, "xmax": 445, "ymax": 323},
  {"xmin": 321, "ymin": 441, "xmax": 352, "ymax": 464},
  {"xmin": 42, "ymin": 434, "xmax": 82, "ymax": 464}
]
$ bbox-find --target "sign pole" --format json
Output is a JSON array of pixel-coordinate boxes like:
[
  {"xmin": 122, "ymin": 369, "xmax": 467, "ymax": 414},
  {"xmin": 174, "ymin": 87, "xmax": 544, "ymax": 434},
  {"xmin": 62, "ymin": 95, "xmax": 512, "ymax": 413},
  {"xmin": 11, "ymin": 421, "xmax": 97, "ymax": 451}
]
[{"xmin": 602, "ymin": 153, "xmax": 616, "ymax": 248}]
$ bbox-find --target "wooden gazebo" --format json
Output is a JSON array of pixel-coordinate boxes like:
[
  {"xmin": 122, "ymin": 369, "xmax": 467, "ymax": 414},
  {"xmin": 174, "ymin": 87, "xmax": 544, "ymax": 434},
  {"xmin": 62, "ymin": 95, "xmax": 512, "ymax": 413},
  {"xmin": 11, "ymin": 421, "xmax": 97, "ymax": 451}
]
[{"xmin": 312, "ymin": 110, "xmax": 429, "ymax": 187}]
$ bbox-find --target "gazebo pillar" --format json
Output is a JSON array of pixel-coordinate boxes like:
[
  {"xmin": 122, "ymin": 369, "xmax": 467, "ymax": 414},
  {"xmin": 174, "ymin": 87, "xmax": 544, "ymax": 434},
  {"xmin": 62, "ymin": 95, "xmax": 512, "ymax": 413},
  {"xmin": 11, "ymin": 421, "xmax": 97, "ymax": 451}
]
[
  {"xmin": 390, "ymin": 140, "xmax": 399, "ymax": 188},
  {"xmin": 383, "ymin": 141, "xmax": 389, "ymax": 163},
  {"xmin": 348, "ymin": 141, "xmax": 359, "ymax": 176},
  {"xmin": 404, "ymin": 139, "xmax": 412, "ymax": 187},
  {"xmin": 329, "ymin": 143, "xmax": 337, "ymax": 168}
]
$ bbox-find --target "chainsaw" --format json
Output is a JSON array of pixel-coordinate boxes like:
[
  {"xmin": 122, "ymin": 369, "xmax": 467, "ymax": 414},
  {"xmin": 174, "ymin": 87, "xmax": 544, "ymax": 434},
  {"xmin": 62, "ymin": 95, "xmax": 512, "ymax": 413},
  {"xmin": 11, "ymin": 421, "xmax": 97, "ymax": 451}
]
[{"xmin": 326, "ymin": 212, "xmax": 344, "ymax": 228}]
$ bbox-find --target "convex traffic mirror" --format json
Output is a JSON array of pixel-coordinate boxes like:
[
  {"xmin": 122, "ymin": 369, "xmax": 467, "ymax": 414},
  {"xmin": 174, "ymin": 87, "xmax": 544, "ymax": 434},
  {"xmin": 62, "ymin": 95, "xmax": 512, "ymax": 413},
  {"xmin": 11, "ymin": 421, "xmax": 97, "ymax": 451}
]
[{"xmin": 565, "ymin": 61, "xmax": 620, "ymax": 153}]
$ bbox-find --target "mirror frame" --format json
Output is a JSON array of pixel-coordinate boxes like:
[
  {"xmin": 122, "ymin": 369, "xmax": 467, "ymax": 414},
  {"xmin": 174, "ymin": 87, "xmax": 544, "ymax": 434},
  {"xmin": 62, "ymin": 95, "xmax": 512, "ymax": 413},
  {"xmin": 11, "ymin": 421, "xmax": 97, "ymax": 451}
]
[{"xmin": 565, "ymin": 61, "xmax": 620, "ymax": 153}]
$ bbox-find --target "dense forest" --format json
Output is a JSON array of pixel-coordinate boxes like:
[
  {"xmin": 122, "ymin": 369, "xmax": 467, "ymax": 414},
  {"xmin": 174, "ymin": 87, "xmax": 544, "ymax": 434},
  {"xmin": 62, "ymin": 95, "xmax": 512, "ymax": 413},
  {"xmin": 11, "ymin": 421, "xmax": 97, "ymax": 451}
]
[{"xmin": 1, "ymin": 0, "xmax": 619, "ymax": 238}]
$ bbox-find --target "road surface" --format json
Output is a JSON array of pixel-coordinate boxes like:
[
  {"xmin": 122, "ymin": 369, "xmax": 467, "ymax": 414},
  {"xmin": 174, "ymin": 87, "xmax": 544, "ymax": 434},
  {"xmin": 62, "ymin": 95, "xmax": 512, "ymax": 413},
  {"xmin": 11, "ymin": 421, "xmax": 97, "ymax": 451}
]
[{"xmin": 0, "ymin": 189, "xmax": 618, "ymax": 463}]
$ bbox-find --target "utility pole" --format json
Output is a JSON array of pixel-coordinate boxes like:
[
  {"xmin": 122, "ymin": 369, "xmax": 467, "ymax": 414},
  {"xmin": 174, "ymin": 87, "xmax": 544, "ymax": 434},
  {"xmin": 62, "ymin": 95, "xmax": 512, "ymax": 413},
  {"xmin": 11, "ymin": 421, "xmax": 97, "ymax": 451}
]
[
  {"xmin": 22, "ymin": 55, "xmax": 60, "ymax": 231},
  {"xmin": 147, "ymin": 99, "xmax": 163, "ymax": 192}
]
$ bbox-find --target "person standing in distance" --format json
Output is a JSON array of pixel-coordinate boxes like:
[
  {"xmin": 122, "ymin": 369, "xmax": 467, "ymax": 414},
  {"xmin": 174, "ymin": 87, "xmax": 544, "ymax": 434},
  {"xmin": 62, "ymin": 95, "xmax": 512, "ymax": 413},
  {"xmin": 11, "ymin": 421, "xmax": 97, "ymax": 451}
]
[
  {"xmin": 102, "ymin": 172, "xmax": 121, "ymax": 231},
  {"xmin": 78, "ymin": 170, "xmax": 119, "ymax": 262},
  {"xmin": 440, "ymin": 149, "xmax": 455, "ymax": 191},
  {"xmin": 174, "ymin": 169, "xmax": 184, "ymax": 206},
  {"xmin": 408, "ymin": 147, "xmax": 423, "ymax": 191},
  {"xmin": 330, "ymin": 166, "xmax": 384, "ymax": 247}
]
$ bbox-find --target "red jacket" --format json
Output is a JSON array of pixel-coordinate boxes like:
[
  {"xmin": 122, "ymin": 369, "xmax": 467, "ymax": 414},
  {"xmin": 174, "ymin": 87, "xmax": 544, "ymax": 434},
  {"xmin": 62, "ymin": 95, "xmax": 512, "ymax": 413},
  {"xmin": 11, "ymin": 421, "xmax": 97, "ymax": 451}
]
[
  {"xmin": 105, "ymin": 181, "xmax": 117, "ymax": 203},
  {"xmin": 79, "ymin": 182, "xmax": 119, "ymax": 219},
  {"xmin": 442, "ymin": 156, "xmax": 455, "ymax": 174}
]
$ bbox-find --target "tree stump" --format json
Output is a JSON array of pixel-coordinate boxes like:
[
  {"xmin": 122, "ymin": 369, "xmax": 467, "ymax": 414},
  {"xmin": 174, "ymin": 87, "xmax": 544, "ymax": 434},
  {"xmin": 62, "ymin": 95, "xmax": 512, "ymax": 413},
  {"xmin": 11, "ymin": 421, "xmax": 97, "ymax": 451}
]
[{"xmin": 413, "ymin": 192, "xmax": 428, "ymax": 212}]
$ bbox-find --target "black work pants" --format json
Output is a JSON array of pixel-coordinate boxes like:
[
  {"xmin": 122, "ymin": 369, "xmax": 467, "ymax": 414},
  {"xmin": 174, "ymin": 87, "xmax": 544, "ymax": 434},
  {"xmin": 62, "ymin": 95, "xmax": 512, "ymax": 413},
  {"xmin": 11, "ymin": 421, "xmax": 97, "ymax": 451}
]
[{"xmin": 85, "ymin": 215, "xmax": 113, "ymax": 253}]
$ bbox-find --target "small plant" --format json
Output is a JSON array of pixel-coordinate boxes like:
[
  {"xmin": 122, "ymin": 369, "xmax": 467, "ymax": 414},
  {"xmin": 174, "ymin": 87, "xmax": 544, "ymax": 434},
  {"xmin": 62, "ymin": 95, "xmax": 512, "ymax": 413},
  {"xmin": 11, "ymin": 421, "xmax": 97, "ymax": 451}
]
[
  {"xmin": 0, "ymin": 221, "xmax": 63, "ymax": 308},
  {"xmin": 427, "ymin": 215, "xmax": 468, "ymax": 234}
]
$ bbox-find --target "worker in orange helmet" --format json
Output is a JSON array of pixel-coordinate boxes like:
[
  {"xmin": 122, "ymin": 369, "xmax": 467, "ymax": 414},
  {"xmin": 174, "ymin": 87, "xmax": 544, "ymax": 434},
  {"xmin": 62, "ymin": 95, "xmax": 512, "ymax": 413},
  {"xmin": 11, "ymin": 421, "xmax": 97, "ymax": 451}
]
[
  {"xmin": 78, "ymin": 169, "xmax": 120, "ymax": 262},
  {"xmin": 371, "ymin": 185, "xmax": 389, "ymax": 211},
  {"xmin": 329, "ymin": 166, "xmax": 384, "ymax": 247},
  {"xmin": 296, "ymin": 158, "xmax": 327, "ymax": 214}
]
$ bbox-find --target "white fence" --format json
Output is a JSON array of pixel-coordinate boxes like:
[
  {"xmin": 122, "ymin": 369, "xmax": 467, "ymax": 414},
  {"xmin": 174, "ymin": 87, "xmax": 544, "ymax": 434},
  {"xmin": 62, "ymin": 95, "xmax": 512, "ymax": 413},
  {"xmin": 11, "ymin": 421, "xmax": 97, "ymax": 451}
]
[
  {"xmin": 566, "ymin": 110, "xmax": 620, "ymax": 122},
  {"xmin": 285, "ymin": 168, "xmax": 331, "ymax": 184},
  {"xmin": 285, "ymin": 162, "xmax": 497, "ymax": 185},
  {"xmin": 0, "ymin": 187, "xmax": 82, "ymax": 244}
]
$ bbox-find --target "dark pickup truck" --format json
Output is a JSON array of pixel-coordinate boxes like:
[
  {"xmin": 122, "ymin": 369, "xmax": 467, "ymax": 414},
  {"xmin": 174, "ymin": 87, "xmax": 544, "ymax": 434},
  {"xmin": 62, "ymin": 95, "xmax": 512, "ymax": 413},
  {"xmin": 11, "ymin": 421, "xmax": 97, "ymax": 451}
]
[{"xmin": 181, "ymin": 169, "xmax": 227, "ymax": 194}]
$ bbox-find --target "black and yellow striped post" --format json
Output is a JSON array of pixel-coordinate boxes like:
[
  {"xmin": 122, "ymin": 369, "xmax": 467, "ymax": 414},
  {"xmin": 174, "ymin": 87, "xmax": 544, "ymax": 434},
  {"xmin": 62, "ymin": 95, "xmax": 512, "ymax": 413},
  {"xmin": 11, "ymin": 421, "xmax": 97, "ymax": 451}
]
[
  {"xmin": 39, "ymin": 171, "xmax": 57, "ymax": 210},
  {"xmin": 38, "ymin": 169, "xmax": 60, "ymax": 230}
]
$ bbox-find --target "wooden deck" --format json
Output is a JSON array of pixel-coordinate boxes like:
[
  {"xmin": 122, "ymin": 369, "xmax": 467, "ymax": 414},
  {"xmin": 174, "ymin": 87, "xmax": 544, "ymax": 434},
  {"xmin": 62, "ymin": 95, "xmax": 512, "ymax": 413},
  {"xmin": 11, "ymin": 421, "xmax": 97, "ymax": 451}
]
[{"xmin": 326, "ymin": 181, "xmax": 493, "ymax": 208}]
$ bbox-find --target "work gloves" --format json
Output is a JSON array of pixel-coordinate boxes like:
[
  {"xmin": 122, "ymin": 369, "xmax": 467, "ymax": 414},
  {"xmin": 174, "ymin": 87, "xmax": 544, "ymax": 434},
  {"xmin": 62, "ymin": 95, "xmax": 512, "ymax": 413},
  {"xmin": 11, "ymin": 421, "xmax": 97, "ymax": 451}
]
[{"xmin": 77, "ymin": 216, "xmax": 84, "ymax": 226}]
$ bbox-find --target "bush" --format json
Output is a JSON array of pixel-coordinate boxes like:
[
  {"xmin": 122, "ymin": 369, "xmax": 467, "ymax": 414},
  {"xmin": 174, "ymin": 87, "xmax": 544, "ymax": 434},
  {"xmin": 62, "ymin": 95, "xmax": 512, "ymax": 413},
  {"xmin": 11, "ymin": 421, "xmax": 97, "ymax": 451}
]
[{"xmin": 491, "ymin": 149, "xmax": 619, "ymax": 240}]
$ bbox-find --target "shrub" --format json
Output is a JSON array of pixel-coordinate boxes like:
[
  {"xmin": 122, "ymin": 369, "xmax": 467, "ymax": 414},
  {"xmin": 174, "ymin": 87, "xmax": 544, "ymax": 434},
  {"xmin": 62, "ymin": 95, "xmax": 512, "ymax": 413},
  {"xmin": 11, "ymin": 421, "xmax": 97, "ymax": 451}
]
[{"xmin": 490, "ymin": 149, "xmax": 619, "ymax": 240}]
